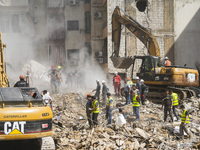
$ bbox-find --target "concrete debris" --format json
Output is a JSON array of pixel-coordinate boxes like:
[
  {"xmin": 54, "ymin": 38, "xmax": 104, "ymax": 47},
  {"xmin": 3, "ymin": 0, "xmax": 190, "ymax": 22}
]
[{"xmin": 51, "ymin": 92, "xmax": 200, "ymax": 149}]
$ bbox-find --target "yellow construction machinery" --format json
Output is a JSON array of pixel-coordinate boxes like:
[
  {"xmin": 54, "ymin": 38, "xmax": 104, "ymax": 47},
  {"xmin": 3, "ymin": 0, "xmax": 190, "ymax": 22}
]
[
  {"xmin": 111, "ymin": 6, "xmax": 200, "ymax": 99},
  {"xmin": 0, "ymin": 32, "xmax": 55, "ymax": 149}
]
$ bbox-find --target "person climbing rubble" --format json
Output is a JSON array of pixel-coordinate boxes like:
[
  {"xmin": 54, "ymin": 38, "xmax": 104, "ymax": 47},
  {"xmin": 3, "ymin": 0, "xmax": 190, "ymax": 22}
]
[
  {"xmin": 106, "ymin": 93, "xmax": 114, "ymax": 125},
  {"xmin": 86, "ymin": 94, "xmax": 93, "ymax": 129},
  {"xmin": 140, "ymin": 79, "xmax": 148, "ymax": 105},
  {"xmin": 164, "ymin": 57, "xmax": 171, "ymax": 66},
  {"xmin": 93, "ymin": 80, "xmax": 101, "ymax": 102},
  {"xmin": 124, "ymin": 78, "xmax": 131, "ymax": 104},
  {"xmin": 113, "ymin": 72, "xmax": 121, "ymax": 96},
  {"xmin": 91, "ymin": 96, "xmax": 99, "ymax": 127},
  {"xmin": 179, "ymin": 105, "xmax": 191, "ymax": 139},
  {"xmin": 48, "ymin": 65, "xmax": 59, "ymax": 93},
  {"xmin": 132, "ymin": 91, "xmax": 140, "ymax": 120},
  {"xmin": 169, "ymin": 89, "xmax": 180, "ymax": 121},
  {"xmin": 14, "ymin": 75, "xmax": 29, "ymax": 87},
  {"xmin": 116, "ymin": 103, "xmax": 125, "ymax": 119},
  {"xmin": 42, "ymin": 90, "xmax": 53, "ymax": 111},
  {"xmin": 162, "ymin": 89, "xmax": 173, "ymax": 123},
  {"xmin": 102, "ymin": 80, "xmax": 108, "ymax": 107}
]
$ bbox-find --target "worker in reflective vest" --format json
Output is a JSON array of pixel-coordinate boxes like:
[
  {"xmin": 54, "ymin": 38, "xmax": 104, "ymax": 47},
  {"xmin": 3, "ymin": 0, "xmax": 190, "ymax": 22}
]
[
  {"xmin": 169, "ymin": 90, "xmax": 179, "ymax": 121},
  {"xmin": 180, "ymin": 105, "xmax": 191, "ymax": 138},
  {"xmin": 106, "ymin": 93, "xmax": 113, "ymax": 125},
  {"xmin": 91, "ymin": 96, "xmax": 99, "ymax": 127},
  {"xmin": 132, "ymin": 91, "xmax": 140, "ymax": 120}
]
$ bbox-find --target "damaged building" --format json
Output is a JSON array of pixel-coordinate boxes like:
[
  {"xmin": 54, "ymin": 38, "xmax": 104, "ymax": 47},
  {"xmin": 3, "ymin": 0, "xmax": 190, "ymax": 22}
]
[{"xmin": 0, "ymin": 0, "xmax": 199, "ymax": 77}]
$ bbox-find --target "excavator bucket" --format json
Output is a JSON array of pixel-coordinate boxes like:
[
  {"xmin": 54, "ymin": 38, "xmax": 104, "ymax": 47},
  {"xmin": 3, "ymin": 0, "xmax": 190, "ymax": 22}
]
[{"xmin": 110, "ymin": 56, "xmax": 133, "ymax": 69}]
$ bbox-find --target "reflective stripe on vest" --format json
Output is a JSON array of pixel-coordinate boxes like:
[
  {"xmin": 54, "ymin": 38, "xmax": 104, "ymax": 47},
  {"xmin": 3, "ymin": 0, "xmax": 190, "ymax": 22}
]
[
  {"xmin": 107, "ymin": 97, "xmax": 113, "ymax": 106},
  {"xmin": 171, "ymin": 93, "xmax": 179, "ymax": 106},
  {"xmin": 133, "ymin": 95, "xmax": 140, "ymax": 107},
  {"xmin": 128, "ymin": 81, "xmax": 133, "ymax": 86},
  {"xmin": 92, "ymin": 100, "xmax": 99, "ymax": 113},
  {"xmin": 181, "ymin": 110, "xmax": 189, "ymax": 123}
]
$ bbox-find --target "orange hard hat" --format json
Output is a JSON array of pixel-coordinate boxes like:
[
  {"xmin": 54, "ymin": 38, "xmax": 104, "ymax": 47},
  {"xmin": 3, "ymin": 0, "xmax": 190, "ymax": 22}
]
[
  {"xmin": 127, "ymin": 77, "xmax": 130, "ymax": 80},
  {"xmin": 20, "ymin": 75, "xmax": 25, "ymax": 80},
  {"xmin": 87, "ymin": 93, "xmax": 91, "ymax": 97}
]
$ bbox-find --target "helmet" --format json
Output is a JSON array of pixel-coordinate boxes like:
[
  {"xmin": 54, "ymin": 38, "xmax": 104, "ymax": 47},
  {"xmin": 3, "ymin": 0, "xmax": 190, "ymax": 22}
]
[
  {"xmin": 57, "ymin": 66, "xmax": 61, "ymax": 70},
  {"xmin": 136, "ymin": 76, "xmax": 139, "ymax": 80},
  {"xmin": 165, "ymin": 57, "xmax": 169, "ymax": 60},
  {"xmin": 115, "ymin": 72, "xmax": 118, "ymax": 75},
  {"xmin": 87, "ymin": 93, "xmax": 91, "ymax": 97},
  {"xmin": 127, "ymin": 77, "xmax": 130, "ymax": 81},
  {"xmin": 19, "ymin": 75, "xmax": 25, "ymax": 80},
  {"xmin": 140, "ymin": 79, "xmax": 144, "ymax": 82},
  {"xmin": 102, "ymin": 80, "xmax": 105, "ymax": 83},
  {"xmin": 51, "ymin": 65, "xmax": 55, "ymax": 69},
  {"xmin": 96, "ymin": 79, "xmax": 100, "ymax": 82}
]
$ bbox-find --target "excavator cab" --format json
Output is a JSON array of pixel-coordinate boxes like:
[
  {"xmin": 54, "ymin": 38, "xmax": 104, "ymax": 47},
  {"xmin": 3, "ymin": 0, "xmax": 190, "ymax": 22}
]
[{"xmin": 132, "ymin": 55, "xmax": 162, "ymax": 81}]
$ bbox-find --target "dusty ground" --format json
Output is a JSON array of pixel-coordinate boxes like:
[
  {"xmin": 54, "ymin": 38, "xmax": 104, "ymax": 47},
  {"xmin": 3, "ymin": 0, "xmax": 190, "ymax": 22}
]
[{"xmin": 51, "ymin": 92, "xmax": 200, "ymax": 150}]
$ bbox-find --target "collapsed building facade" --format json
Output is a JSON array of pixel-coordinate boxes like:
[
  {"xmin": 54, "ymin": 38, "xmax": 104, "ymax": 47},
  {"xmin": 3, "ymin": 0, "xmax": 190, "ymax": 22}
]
[{"xmin": 0, "ymin": 0, "xmax": 199, "ymax": 77}]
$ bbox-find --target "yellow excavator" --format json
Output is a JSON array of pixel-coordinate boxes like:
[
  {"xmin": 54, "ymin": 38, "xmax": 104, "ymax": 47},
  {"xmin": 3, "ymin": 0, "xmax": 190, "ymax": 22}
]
[
  {"xmin": 111, "ymin": 6, "xmax": 200, "ymax": 99},
  {"xmin": 0, "ymin": 32, "xmax": 55, "ymax": 149}
]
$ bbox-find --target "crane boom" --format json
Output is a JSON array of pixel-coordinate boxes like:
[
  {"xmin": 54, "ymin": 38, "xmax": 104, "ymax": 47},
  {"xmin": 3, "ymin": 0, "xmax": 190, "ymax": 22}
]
[{"xmin": 111, "ymin": 6, "xmax": 160, "ymax": 69}]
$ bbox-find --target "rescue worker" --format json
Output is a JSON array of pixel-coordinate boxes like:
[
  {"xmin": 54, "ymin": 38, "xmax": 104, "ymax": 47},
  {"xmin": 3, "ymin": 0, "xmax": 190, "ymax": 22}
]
[
  {"xmin": 93, "ymin": 80, "xmax": 101, "ymax": 102},
  {"xmin": 164, "ymin": 57, "xmax": 171, "ymax": 66},
  {"xmin": 113, "ymin": 72, "xmax": 121, "ymax": 96},
  {"xmin": 102, "ymin": 80, "xmax": 108, "ymax": 107},
  {"xmin": 136, "ymin": 76, "xmax": 141, "ymax": 98},
  {"xmin": 106, "ymin": 93, "xmax": 113, "ymax": 125},
  {"xmin": 124, "ymin": 79, "xmax": 131, "ymax": 104},
  {"xmin": 91, "ymin": 96, "xmax": 99, "ymax": 127},
  {"xmin": 48, "ymin": 65, "xmax": 59, "ymax": 93},
  {"xmin": 132, "ymin": 91, "xmax": 140, "ymax": 120},
  {"xmin": 140, "ymin": 79, "xmax": 148, "ymax": 105},
  {"xmin": 180, "ymin": 105, "xmax": 191, "ymax": 139},
  {"xmin": 14, "ymin": 75, "xmax": 29, "ymax": 87},
  {"xmin": 86, "ymin": 94, "xmax": 93, "ymax": 128},
  {"xmin": 57, "ymin": 66, "xmax": 62, "ymax": 87},
  {"xmin": 162, "ymin": 89, "xmax": 174, "ymax": 122},
  {"xmin": 42, "ymin": 90, "xmax": 53, "ymax": 111},
  {"xmin": 169, "ymin": 90, "xmax": 179, "ymax": 121}
]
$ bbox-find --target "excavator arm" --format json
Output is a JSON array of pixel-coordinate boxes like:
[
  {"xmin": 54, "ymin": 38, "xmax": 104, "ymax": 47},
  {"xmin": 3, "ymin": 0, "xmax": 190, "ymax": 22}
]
[
  {"xmin": 111, "ymin": 6, "xmax": 160, "ymax": 69},
  {"xmin": 0, "ymin": 32, "xmax": 9, "ymax": 87}
]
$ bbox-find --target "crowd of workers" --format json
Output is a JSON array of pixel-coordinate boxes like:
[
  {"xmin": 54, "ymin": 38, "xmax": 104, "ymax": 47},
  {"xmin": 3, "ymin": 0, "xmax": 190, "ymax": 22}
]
[{"xmin": 86, "ymin": 72, "xmax": 191, "ymax": 139}]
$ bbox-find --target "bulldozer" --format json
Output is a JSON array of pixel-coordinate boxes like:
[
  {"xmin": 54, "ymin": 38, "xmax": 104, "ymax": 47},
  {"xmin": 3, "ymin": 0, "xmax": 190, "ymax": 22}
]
[
  {"xmin": 111, "ymin": 6, "xmax": 200, "ymax": 99},
  {"xmin": 0, "ymin": 32, "xmax": 55, "ymax": 149}
]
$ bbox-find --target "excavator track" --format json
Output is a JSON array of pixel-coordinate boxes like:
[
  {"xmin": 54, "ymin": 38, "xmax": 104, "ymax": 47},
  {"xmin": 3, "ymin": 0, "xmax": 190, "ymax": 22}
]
[{"xmin": 147, "ymin": 86, "xmax": 199, "ymax": 103}]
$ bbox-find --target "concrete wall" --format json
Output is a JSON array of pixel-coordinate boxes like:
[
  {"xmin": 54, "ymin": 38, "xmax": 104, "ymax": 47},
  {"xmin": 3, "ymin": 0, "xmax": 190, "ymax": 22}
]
[
  {"xmin": 174, "ymin": 0, "xmax": 200, "ymax": 68},
  {"xmin": 107, "ymin": 0, "xmax": 174, "ymax": 77}
]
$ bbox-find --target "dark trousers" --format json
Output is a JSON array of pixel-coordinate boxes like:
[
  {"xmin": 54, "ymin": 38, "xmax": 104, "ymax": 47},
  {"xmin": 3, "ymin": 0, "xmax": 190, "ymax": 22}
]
[
  {"xmin": 106, "ymin": 108, "xmax": 113, "ymax": 124},
  {"xmin": 86, "ymin": 111, "xmax": 93, "ymax": 128},
  {"xmin": 92, "ymin": 113, "xmax": 99, "ymax": 125},
  {"xmin": 164, "ymin": 107, "xmax": 173, "ymax": 122},
  {"xmin": 95, "ymin": 92, "xmax": 100, "ymax": 102},
  {"xmin": 172, "ymin": 105, "xmax": 179, "ymax": 120},
  {"xmin": 141, "ymin": 94, "xmax": 146, "ymax": 105}
]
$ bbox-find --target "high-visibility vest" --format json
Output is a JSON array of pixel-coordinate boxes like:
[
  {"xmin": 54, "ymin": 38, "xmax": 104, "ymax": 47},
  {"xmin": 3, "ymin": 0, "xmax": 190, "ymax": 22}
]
[
  {"xmin": 92, "ymin": 100, "xmax": 99, "ymax": 113},
  {"xmin": 133, "ymin": 95, "xmax": 140, "ymax": 107},
  {"xmin": 128, "ymin": 81, "xmax": 133, "ymax": 86},
  {"xmin": 171, "ymin": 93, "xmax": 179, "ymax": 106},
  {"xmin": 181, "ymin": 110, "xmax": 190, "ymax": 123},
  {"xmin": 107, "ymin": 97, "xmax": 113, "ymax": 107}
]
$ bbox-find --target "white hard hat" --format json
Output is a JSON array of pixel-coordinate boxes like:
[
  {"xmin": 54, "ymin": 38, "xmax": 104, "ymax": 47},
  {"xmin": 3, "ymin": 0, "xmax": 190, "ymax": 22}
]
[
  {"xmin": 136, "ymin": 76, "xmax": 139, "ymax": 80},
  {"xmin": 165, "ymin": 57, "xmax": 169, "ymax": 60},
  {"xmin": 140, "ymin": 79, "xmax": 144, "ymax": 82},
  {"xmin": 102, "ymin": 80, "xmax": 105, "ymax": 83},
  {"xmin": 96, "ymin": 79, "xmax": 100, "ymax": 82}
]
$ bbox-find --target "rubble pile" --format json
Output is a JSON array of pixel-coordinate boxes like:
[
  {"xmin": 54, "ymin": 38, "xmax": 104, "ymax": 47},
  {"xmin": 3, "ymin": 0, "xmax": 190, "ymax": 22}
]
[{"xmin": 51, "ymin": 93, "xmax": 200, "ymax": 150}]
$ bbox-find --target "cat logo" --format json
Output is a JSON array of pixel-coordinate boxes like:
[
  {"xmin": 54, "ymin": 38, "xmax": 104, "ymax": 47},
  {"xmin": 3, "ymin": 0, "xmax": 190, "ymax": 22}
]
[{"xmin": 4, "ymin": 121, "xmax": 26, "ymax": 135}]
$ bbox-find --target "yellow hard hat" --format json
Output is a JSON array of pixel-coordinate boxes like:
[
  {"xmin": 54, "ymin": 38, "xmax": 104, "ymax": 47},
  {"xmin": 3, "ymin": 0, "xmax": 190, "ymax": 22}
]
[{"xmin": 57, "ymin": 66, "xmax": 61, "ymax": 70}]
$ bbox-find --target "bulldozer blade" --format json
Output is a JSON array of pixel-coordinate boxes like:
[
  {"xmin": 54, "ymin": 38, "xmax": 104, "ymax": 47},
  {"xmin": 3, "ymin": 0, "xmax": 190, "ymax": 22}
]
[{"xmin": 110, "ymin": 56, "xmax": 133, "ymax": 69}]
